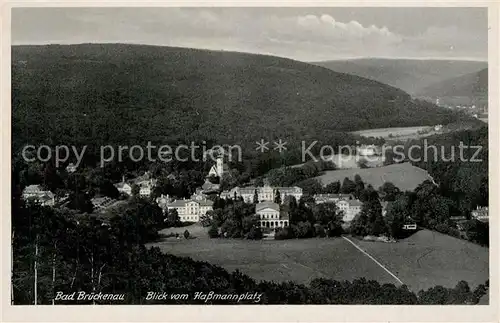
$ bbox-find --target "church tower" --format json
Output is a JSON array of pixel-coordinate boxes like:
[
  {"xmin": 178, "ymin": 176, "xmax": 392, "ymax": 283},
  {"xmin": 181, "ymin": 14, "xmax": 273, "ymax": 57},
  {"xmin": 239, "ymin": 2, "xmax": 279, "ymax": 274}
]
[{"xmin": 216, "ymin": 156, "xmax": 224, "ymax": 177}]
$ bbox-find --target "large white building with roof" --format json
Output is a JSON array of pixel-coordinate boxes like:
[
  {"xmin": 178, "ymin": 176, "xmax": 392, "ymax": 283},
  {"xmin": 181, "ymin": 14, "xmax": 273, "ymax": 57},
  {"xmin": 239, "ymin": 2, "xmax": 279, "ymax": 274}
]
[
  {"xmin": 255, "ymin": 201, "xmax": 289, "ymax": 229},
  {"xmin": 221, "ymin": 185, "xmax": 302, "ymax": 204},
  {"xmin": 167, "ymin": 197, "xmax": 214, "ymax": 222}
]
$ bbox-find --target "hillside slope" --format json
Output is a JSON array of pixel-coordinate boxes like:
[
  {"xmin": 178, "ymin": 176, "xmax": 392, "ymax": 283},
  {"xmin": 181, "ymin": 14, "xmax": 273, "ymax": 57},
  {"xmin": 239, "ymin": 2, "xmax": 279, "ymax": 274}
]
[
  {"xmin": 12, "ymin": 44, "xmax": 467, "ymax": 151},
  {"xmin": 417, "ymin": 68, "xmax": 488, "ymax": 104},
  {"xmin": 312, "ymin": 58, "xmax": 487, "ymax": 95}
]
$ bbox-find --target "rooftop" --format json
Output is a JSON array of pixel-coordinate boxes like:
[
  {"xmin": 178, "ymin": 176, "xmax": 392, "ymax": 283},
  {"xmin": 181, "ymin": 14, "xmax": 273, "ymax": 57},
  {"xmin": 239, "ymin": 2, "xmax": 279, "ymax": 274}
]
[{"xmin": 256, "ymin": 201, "xmax": 280, "ymax": 212}]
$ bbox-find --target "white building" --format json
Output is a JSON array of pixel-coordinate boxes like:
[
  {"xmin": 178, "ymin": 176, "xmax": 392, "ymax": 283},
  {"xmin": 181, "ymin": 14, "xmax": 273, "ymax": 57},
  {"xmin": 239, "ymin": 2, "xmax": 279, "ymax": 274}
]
[
  {"xmin": 337, "ymin": 199, "xmax": 363, "ymax": 222},
  {"xmin": 256, "ymin": 201, "xmax": 289, "ymax": 229},
  {"xmin": 137, "ymin": 178, "xmax": 157, "ymax": 197},
  {"xmin": 114, "ymin": 181, "xmax": 132, "ymax": 196},
  {"xmin": 221, "ymin": 185, "xmax": 302, "ymax": 204},
  {"xmin": 155, "ymin": 194, "xmax": 171, "ymax": 214},
  {"xmin": 357, "ymin": 144, "xmax": 379, "ymax": 156},
  {"xmin": 22, "ymin": 184, "xmax": 56, "ymax": 207},
  {"xmin": 114, "ymin": 172, "xmax": 157, "ymax": 197},
  {"xmin": 66, "ymin": 163, "xmax": 77, "ymax": 173},
  {"xmin": 167, "ymin": 198, "xmax": 214, "ymax": 222},
  {"xmin": 91, "ymin": 196, "xmax": 116, "ymax": 213},
  {"xmin": 313, "ymin": 193, "xmax": 354, "ymax": 204}
]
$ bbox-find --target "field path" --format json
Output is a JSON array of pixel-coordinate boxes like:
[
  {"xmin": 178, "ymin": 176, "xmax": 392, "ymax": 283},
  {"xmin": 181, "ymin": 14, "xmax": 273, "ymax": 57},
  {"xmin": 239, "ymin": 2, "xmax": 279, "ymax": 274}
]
[{"xmin": 342, "ymin": 236, "xmax": 404, "ymax": 285}]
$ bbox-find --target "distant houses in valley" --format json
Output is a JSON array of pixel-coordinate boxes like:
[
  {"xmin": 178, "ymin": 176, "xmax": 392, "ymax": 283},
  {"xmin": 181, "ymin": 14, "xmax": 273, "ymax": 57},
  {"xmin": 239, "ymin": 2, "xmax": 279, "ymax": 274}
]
[
  {"xmin": 220, "ymin": 185, "xmax": 303, "ymax": 204},
  {"xmin": 22, "ymin": 184, "xmax": 56, "ymax": 207},
  {"xmin": 256, "ymin": 201, "xmax": 289, "ymax": 229},
  {"xmin": 114, "ymin": 172, "xmax": 157, "ymax": 198}
]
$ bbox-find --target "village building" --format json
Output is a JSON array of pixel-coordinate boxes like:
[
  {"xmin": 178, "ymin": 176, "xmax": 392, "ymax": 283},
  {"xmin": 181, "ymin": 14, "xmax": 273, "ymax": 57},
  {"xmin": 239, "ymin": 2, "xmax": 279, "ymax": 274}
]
[
  {"xmin": 137, "ymin": 178, "xmax": 157, "ymax": 197},
  {"xmin": 336, "ymin": 199, "xmax": 363, "ymax": 222},
  {"xmin": 256, "ymin": 201, "xmax": 289, "ymax": 229},
  {"xmin": 313, "ymin": 193, "xmax": 354, "ymax": 204},
  {"xmin": 357, "ymin": 144, "xmax": 380, "ymax": 156},
  {"xmin": 221, "ymin": 185, "xmax": 303, "ymax": 204},
  {"xmin": 155, "ymin": 194, "xmax": 171, "ymax": 214},
  {"xmin": 167, "ymin": 198, "xmax": 214, "ymax": 222},
  {"xmin": 201, "ymin": 179, "xmax": 220, "ymax": 193},
  {"xmin": 114, "ymin": 172, "xmax": 157, "ymax": 197},
  {"xmin": 22, "ymin": 184, "xmax": 56, "ymax": 207},
  {"xmin": 471, "ymin": 206, "xmax": 489, "ymax": 222},
  {"xmin": 66, "ymin": 163, "xmax": 77, "ymax": 173},
  {"xmin": 114, "ymin": 175, "xmax": 132, "ymax": 196},
  {"xmin": 91, "ymin": 196, "xmax": 117, "ymax": 213}
]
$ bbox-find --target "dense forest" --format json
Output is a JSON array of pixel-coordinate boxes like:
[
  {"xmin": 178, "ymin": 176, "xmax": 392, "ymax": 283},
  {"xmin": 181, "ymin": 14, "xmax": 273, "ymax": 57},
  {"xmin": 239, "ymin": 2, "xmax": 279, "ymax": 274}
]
[{"xmin": 12, "ymin": 44, "xmax": 473, "ymax": 157}]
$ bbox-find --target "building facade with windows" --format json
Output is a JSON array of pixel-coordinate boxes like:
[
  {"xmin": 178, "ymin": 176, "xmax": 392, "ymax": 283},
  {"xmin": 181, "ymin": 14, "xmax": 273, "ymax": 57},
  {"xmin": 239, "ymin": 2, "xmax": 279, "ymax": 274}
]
[
  {"xmin": 22, "ymin": 184, "xmax": 56, "ymax": 207},
  {"xmin": 221, "ymin": 185, "xmax": 302, "ymax": 204},
  {"xmin": 337, "ymin": 199, "xmax": 363, "ymax": 222},
  {"xmin": 167, "ymin": 198, "xmax": 214, "ymax": 222}
]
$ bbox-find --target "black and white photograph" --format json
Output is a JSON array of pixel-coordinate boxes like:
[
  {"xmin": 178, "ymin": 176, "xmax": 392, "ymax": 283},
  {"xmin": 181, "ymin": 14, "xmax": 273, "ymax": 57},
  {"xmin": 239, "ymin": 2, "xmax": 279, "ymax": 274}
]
[{"xmin": 3, "ymin": 3, "xmax": 498, "ymax": 320}]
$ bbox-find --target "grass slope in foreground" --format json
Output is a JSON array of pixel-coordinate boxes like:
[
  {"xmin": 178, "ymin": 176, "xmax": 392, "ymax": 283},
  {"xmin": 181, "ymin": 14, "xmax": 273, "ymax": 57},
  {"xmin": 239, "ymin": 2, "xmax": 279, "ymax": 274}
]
[
  {"xmin": 150, "ymin": 228, "xmax": 488, "ymax": 293},
  {"xmin": 12, "ymin": 44, "xmax": 467, "ymax": 151}
]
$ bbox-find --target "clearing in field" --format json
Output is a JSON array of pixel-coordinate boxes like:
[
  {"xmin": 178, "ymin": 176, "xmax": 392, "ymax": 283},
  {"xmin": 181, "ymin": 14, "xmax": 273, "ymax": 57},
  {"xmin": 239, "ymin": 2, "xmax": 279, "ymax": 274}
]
[{"xmin": 314, "ymin": 162, "xmax": 433, "ymax": 191}]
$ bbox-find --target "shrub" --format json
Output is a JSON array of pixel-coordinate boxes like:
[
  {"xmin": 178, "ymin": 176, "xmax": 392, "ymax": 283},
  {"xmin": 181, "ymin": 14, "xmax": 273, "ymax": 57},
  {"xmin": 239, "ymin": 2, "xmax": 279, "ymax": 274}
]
[
  {"xmin": 246, "ymin": 226, "xmax": 263, "ymax": 240},
  {"xmin": 275, "ymin": 227, "xmax": 293, "ymax": 240},
  {"xmin": 208, "ymin": 225, "xmax": 219, "ymax": 238},
  {"xmin": 314, "ymin": 224, "xmax": 326, "ymax": 237}
]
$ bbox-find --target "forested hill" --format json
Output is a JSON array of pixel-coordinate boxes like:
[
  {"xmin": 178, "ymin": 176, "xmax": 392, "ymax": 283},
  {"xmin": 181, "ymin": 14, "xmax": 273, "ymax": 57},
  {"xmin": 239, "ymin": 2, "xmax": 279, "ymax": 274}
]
[
  {"xmin": 12, "ymin": 44, "xmax": 468, "ymax": 151},
  {"xmin": 312, "ymin": 58, "xmax": 487, "ymax": 95},
  {"xmin": 417, "ymin": 68, "xmax": 488, "ymax": 101}
]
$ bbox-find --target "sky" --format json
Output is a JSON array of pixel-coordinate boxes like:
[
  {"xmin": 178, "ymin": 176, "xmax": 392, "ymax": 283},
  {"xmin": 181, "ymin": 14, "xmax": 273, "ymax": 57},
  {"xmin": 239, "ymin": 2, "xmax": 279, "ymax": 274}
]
[{"xmin": 11, "ymin": 7, "xmax": 488, "ymax": 61}]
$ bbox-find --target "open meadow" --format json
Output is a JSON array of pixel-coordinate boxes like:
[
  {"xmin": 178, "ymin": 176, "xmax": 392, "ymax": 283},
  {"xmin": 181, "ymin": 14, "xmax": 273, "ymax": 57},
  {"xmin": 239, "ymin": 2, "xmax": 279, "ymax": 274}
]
[
  {"xmin": 149, "ymin": 228, "xmax": 488, "ymax": 293},
  {"xmin": 353, "ymin": 230, "xmax": 489, "ymax": 292},
  {"xmin": 314, "ymin": 162, "xmax": 433, "ymax": 191},
  {"xmin": 351, "ymin": 126, "xmax": 432, "ymax": 138}
]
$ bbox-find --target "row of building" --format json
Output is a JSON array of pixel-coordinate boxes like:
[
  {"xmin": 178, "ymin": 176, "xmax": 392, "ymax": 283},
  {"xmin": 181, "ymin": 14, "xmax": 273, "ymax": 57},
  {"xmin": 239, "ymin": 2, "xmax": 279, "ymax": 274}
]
[
  {"xmin": 220, "ymin": 185, "xmax": 303, "ymax": 204},
  {"xmin": 114, "ymin": 172, "xmax": 157, "ymax": 198}
]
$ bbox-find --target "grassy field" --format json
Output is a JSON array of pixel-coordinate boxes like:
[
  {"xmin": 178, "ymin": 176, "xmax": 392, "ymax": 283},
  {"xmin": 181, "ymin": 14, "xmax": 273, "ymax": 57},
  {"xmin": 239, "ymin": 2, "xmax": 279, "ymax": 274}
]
[
  {"xmin": 149, "ymin": 228, "xmax": 488, "ymax": 293},
  {"xmin": 149, "ymin": 234, "xmax": 400, "ymax": 286},
  {"xmin": 314, "ymin": 162, "xmax": 433, "ymax": 191},
  {"xmin": 351, "ymin": 126, "xmax": 432, "ymax": 138},
  {"xmin": 353, "ymin": 230, "xmax": 489, "ymax": 292}
]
